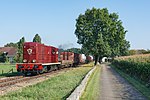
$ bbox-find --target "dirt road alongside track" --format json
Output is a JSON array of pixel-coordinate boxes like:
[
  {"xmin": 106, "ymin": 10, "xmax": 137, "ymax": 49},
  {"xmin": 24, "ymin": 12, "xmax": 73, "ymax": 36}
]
[{"xmin": 100, "ymin": 64, "xmax": 147, "ymax": 100}]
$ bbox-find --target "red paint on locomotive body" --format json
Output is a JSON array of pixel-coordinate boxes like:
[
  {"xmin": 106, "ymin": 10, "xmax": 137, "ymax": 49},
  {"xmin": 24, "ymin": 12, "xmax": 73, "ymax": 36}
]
[
  {"xmin": 51, "ymin": 46, "xmax": 58, "ymax": 63},
  {"xmin": 23, "ymin": 42, "xmax": 58, "ymax": 63},
  {"xmin": 16, "ymin": 42, "xmax": 59, "ymax": 75}
]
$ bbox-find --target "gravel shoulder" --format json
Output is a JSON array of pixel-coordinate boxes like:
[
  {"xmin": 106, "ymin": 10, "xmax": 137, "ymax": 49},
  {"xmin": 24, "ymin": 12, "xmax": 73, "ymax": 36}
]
[{"xmin": 100, "ymin": 64, "xmax": 147, "ymax": 100}]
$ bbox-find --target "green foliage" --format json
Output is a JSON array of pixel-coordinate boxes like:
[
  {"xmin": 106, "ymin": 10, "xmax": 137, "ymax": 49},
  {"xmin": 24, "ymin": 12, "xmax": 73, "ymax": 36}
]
[
  {"xmin": 129, "ymin": 49, "xmax": 150, "ymax": 55},
  {"xmin": 33, "ymin": 34, "xmax": 41, "ymax": 43},
  {"xmin": 16, "ymin": 37, "xmax": 25, "ymax": 63},
  {"xmin": 0, "ymin": 64, "xmax": 17, "ymax": 77},
  {"xmin": 112, "ymin": 55, "xmax": 150, "ymax": 88},
  {"xmin": 4, "ymin": 42, "xmax": 17, "ymax": 48},
  {"xmin": 111, "ymin": 65, "xmax": 150, "ymax": 99},
  {"xmin": 129, "ymin": 50, "xmax": 137, "ymax": 55},
  {"xmin": 66, "ymin": 48, "xmax": 82, "ymax": 54},
  {"xmin": 75, "ymin": 8, "xmax": 130, "ymax": 64},
  {"xmin": 0, "ymin": 52, "xmax": 8, "ymax": 63},
  {"xmin": 3, "ymin": 37, "xmax": 25, "ymax": 63},
  {"xmin": 1, "ymin": 66, "xmax": 92, "ymax": 100}
]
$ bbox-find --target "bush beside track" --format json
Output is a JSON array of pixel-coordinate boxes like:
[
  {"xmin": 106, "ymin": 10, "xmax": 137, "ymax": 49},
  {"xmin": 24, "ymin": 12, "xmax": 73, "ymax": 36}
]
[
  {"xmin": 0, "ymin": 63, "xmax": 93, "ymax": 100},
  {"xmin": 112, "ymin": 55, "xmax": 150, "ymax": 87}
]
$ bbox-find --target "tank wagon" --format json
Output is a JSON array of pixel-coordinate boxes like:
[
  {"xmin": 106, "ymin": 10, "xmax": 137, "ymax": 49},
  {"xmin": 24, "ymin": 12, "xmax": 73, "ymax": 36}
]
[
  {"xmin": 86, "ymin": 55, "xmax": 93, "ymax": 63},
  {"xmin": 16, "ymin": 42, "xmax": 88, "ymax": 75}
]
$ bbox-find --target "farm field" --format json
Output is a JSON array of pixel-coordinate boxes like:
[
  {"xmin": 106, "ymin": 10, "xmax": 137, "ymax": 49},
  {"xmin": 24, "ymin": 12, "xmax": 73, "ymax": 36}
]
[
  {"xmin": 0, "ymin": 64, "xmax": 93, "ymax": 100},
  {"xmin": 112, "ymin": 54, "xmax": 150, "ymax": 99},
  {"xmin": 0, "ymin": 64, "xmax": 18, "ymax": 77}
]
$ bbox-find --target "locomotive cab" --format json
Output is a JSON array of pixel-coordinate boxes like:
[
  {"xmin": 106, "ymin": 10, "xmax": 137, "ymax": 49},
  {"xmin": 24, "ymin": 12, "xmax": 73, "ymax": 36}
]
[{"xmin": 16, "ymin": 42, "xmax": 60, "ymax": 75}]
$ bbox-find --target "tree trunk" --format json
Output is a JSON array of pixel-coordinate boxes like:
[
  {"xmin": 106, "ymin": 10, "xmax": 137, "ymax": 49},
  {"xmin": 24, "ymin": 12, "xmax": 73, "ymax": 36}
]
[
  {"xmin": 94, "ymin": 55, "xmax": 99, "ymax": 65},
  {"xmin": 99, "ymin": 56, "xmax": 103, "ymax": 64}
]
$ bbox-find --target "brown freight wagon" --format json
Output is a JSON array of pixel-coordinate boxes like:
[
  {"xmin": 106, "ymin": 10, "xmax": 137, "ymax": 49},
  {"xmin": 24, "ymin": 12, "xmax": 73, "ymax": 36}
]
[{"xmin": 60, "ymin": 51, "xmax": 74, "ymax": 67}]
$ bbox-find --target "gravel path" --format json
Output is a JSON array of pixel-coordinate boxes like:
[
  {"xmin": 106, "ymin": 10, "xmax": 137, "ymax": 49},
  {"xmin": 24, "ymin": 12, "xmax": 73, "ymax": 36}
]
[{"xmin": 100, "ymin": 64, "xmax": 147, "ymax": 100}]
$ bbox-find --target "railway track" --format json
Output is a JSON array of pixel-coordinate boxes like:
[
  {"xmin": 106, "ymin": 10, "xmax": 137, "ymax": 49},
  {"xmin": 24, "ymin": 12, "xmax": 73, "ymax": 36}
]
[
  {"xmin": 0, "ymin": 68, "xmax": 69, "ymax": 88},
  {"xmin": 0, "ymin": 76, "xmax": 23, "ymax": 83}
]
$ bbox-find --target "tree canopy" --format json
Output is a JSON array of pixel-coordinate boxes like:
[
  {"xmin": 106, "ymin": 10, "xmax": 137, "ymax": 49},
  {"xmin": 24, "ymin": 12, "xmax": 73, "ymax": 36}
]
[
  {"xmin": 33, "ymin": 34, "xmax": 41, "ymax": 43},
  {"xmin": 66, "ymin": 48, "xmax": 82, "ymax": 54},
  {"xmin": 75, "ymin": 8, "xmax": 130, "ymax": 65}
]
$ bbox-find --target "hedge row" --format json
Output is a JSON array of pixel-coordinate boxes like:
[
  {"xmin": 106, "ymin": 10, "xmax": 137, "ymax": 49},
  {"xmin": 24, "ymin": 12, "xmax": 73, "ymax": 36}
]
[{"xmin": 112, "ymin": 58, "xmax": 150, "ymax": 87}]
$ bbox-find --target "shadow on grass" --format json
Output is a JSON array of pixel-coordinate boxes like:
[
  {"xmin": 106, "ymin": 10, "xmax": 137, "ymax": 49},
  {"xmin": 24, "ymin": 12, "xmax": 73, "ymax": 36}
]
[{"xmin": 0, "ymin": 72, "xmax": 22, "ymax": 77}]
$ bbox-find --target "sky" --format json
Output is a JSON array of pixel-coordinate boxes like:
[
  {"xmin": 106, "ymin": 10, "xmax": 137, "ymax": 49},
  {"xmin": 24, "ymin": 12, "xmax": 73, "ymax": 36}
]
[{"xmin": 0, "ymin": 0, "xmax": 150, "ymax": 49}]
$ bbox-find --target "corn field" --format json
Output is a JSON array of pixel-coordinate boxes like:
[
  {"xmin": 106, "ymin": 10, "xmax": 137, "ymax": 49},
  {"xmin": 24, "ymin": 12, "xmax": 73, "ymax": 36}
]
[{"xmin": 112, "ymin": 54, "xmax": 150, "ymax": 87}]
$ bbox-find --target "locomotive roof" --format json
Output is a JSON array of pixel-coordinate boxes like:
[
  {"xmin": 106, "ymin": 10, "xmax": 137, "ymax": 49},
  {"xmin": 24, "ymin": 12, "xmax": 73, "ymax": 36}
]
[{"xmin": 24, "ymin": 42, "xmax": 58, "ymax": 49}]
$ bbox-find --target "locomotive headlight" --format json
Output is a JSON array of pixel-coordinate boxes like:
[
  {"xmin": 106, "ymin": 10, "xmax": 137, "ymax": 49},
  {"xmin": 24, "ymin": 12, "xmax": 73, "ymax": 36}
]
[
  {"xmin": 32, "ymin": 60, "xmax": 36, "ymax": 63},
  {"xmin": 56, "ymin": 51, "xmax": 58, "ymax": 54},
  {"xmin": 23, "ymin": 59, "xmax": 27, "ymax": 63}
]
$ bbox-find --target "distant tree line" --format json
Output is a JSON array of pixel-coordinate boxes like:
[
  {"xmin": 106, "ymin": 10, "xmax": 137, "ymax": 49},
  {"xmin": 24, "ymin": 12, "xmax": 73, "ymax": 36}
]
[
  {"xmin": 0, "ymin": 34, "xmax": 41, "ymax": 63},
  {"xmin": 65, "ymin": 48, "xmax": 83, "ymax": 54},
  {"xmin": 129, "ymin": 49, "xmax": 150, "ymax": 55}
]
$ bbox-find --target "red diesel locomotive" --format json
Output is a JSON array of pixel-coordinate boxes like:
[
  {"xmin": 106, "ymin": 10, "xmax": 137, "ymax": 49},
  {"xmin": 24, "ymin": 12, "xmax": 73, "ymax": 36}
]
[{"xmin": 16, "ymin": 42, "xmax": 87, "ymax": 75}]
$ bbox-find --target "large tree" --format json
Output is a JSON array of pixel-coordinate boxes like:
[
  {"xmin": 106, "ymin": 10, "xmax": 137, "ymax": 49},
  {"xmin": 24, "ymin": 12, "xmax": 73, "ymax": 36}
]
[
  {"xmin": 75, "ymin": 8, "xmax": 130, "ymax": 65},
  {"xmin": 33, "ymin": 34, "xmax": 41, "ymax": 43}
]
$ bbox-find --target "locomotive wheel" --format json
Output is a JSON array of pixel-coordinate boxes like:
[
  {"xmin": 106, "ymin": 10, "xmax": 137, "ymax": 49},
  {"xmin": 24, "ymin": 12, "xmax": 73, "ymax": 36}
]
[{"xmin": 24, "ymin": 72, "xmax": 28, "ymax": 76}]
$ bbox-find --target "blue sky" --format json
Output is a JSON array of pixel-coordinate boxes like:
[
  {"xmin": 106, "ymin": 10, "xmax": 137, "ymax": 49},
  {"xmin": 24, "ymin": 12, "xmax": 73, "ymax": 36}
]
[{"xmin": 0, "ymin": 0, "xmax": 150, "ymax": 49}]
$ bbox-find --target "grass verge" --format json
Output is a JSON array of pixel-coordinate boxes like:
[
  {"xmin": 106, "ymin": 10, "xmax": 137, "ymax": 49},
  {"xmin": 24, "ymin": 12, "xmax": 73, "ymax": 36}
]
[
  {"xmin": 0, "ymin": 66, "xmax": 92, "ymax": 100},
  {"xmin": 0, "ymin": 64, "xmax": 19, "ymax": 77},
  {"xmin": 111, "ymin": 64, "xmax": 150, "ymax": 99},
  {"xmin": 80, "ymin": 65, "xmax": 101, "ymax": 100}
]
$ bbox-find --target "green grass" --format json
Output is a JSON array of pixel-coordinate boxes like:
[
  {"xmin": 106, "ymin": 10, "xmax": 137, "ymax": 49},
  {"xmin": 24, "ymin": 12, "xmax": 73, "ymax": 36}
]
[
  {"xmin": 0, "ymin": 64, "xmax": 19, "ymax": 77},
  {"xmin": 0, "ymin": 66, "xmax": 92, "ymax": 100},
  {"xmin": 80, "ymin": 62, "xmax": 94, "ymax": 67},
  {"xmin": 80, "ymin": 65, "xmax": 101, "ymax": 100},
  {"xmin": 111, "ymin": 64, "xmax": 150, "ymax": 99}
]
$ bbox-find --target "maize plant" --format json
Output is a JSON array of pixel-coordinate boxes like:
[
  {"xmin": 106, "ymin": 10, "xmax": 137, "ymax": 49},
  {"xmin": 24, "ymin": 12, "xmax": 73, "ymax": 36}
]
[{"xmin": 112, "ymin": 54, "xmax": 150, "ymax": 87}]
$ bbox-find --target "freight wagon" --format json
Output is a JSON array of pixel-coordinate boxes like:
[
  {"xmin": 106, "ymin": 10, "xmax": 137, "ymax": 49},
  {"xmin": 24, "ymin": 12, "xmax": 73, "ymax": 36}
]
[{"xmin": 59, "ymin": 51, "xmax": 74, "ymax": 67}]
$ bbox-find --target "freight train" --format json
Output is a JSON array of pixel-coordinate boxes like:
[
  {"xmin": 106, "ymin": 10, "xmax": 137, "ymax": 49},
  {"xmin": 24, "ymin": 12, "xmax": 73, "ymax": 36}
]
[{"xmin": 16, "ymin": 42, "xmax": 92, "ymax": 75}]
